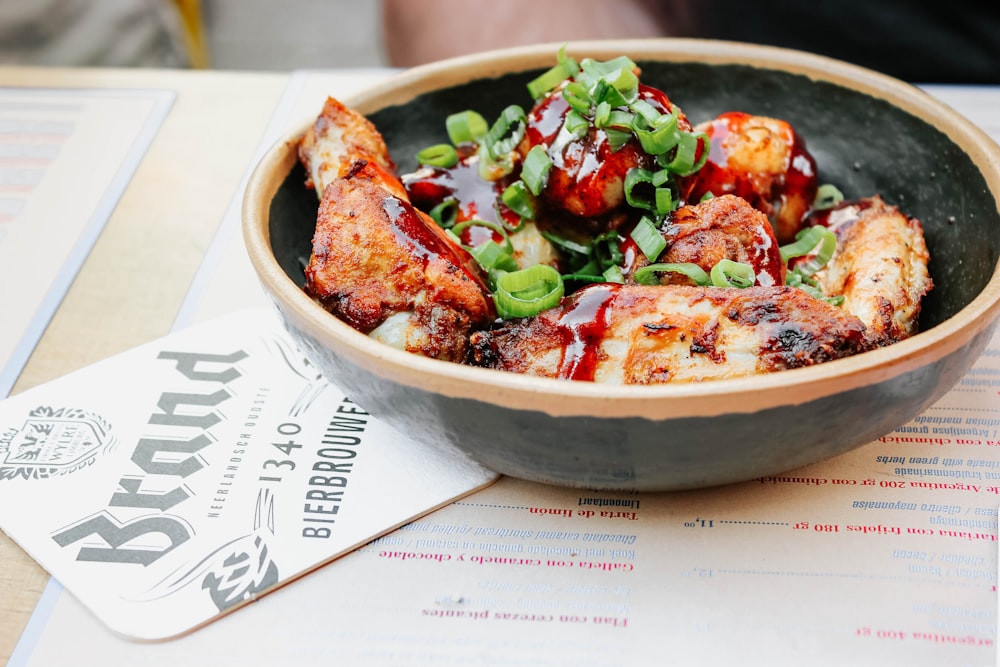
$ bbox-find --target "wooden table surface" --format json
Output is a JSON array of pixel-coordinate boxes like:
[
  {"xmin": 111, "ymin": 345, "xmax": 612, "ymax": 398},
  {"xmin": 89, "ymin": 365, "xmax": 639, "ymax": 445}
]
[{"xmin": 0, "ymin": 65, "xmax": 289, "ymax": 664}]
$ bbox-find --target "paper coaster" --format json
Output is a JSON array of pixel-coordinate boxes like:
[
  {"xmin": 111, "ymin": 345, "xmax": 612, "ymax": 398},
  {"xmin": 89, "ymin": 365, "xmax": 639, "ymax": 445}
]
[{"xmin": 0, "ymin": 308, "xmax": 498, "ymax": 639}]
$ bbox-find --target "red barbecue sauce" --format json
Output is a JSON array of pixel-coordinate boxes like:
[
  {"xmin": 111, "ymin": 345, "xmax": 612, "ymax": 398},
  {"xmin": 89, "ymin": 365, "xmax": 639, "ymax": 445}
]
[
  {"xmin": 555, "ymin": 283, "xmax": 619, "ymax": 381},
  {"xmin": 380, "ymin": 194, "xmax": 491, "ymax": 297}
]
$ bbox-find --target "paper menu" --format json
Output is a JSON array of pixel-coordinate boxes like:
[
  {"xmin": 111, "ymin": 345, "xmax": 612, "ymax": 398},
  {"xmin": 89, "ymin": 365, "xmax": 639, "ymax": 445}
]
[
  {"xmin": 0, "ymin": 308, "xmax": 497, "ymax": 640},
  {"xmin": 0, "ymin": 88, "xmax": 174, "ymax": 397},
  {"xmin": 11, "ymin": 343, "xmax": 999, "ymax": 666}
]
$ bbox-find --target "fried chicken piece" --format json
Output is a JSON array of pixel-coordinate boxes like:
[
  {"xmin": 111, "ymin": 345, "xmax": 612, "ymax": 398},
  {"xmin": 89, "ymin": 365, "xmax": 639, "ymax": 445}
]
[
  {"xmin": 305, "ymin": 168, "xmax": 493, "ymax": 362},
  {"xmin": 298, "ymin": 98, "xmax": 493, "ymax": 361},
  {"xmin": 470, "ymin": 283, "xmax": 869, "ymax": 384},
  {"xmin": 809, "ymin": 196, "xmax": 932, "ymax": 345},
  {"xmin": 299, "ymin": 96, "xmax": 398, "ymax": 197},
  {"xmin": 624, "ymin": 194, "xmax": 785, "ymax": 287},
  {"xmin": 679, "ymin": 112, "xmax": 818, "ymax": 244}
]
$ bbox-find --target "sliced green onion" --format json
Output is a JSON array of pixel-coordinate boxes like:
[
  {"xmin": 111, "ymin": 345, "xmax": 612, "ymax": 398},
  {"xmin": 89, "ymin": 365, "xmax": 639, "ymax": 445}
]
[
  {"xmin": 562, "ymin": 82, "xmax": 594, "ymax": 115},
  {"xmin": 579, "ymin": 56, "xmax": 639, "ymax": 99},
  {"xmin": 630, "ymin": 99, "xmax": 662, "ymax": 125},
  {"xmin": 540, "ymin": 230, "xmax": 591, "ymax": 257},
  {"xmin": 501, "ymin": 181, "xmax": 536, "ymax": 220},
  {"xmin": 633, "ymin": 110, "xmax": 680, "ymax": 155},
  {"xmin": 416, "ymin": 143, "xmax": 458, "ymax": 168},
  {"xmin": 602, "ymin": 265, "xmax": 625, "ymax": 284},
  {"xmin": 528, "ymin": 63, "xmax": 574, "ymax": 99},
  {"xmin": 605, "ymin": 128, "xmax": 632, "ymax": 153},
  {"xmin": 655, "ymin": 187, "xmax": 674, "ymax": 214},
  {"xmin": 494, "ymin": 264, "xmax": 564, "ymax": 319},
  {"xmin": 604, "ymin": 109, "xmax": 635, "ymax": 131},
  {"xmin": 561, "ymin": 272, "xmax": 606, "ymax": 284},
  {"xmin": 593, "ymin": 100, "xmax": 612, "ymax": 128},
  {"xmin": 428, "ymin": 199, "xmax": 458, "ymax": 228},
  {"xmin": 632, "ymin": 262, "xmax": 710, "ymax": 286},
  {"xmin": 521, "ymin": 144, "xmax": 552, "ymax": 196},
  {"xmin": 814, "ymin": 183, "xmax": 845, "ymax": 210},
  {"xmin": 445, "ymin": 110, "xmax": 489, "ymax": 145},
  {"xmin": 527, "ymin": 44, "xmax": 579, "ymax": 99},
  {"xmin": 452, "ymin": 218, "xmax": 513, "ymax": 254},
  {"xmin": 710, "ymin": 259, "xmax": 756, "ymax": 288},
  {"xmin": 624, "ymin": 168, "xmax": 654, "ymax": 210},
  {"xmin": 662, "ymin": 131, "xmax": 707, "ymax": 176},
  {"xmin": 624, "ymin": 169, "xmax": 673, "ymax": 215},
  {"xmin": 484, "ymin": 105, "xmax": 527, "ymax": 160},
  {"xmin": 629, "ymin": 215, "xmax": 666, "ymax": 262},
  {"xmin": 779, "ymin": 225, "xmax": 837, "ymax": 276},
  {"xmin": 700, "ymin": 191, "xmax": 715, "ymax": 202},
  {"xmin": 470, "ymin": 239, "xmax": 518, "ymax": 272},
  {"xmin": 591, "ymin": 79, "xmax": 629, "ymax": 109},
  {"xmin": 592, "ymin": 231, "xmax": 624, "ymax": 271},
  {"xmin": 563, "ymin": 109, "xmax": 589, "ymax": 139}
]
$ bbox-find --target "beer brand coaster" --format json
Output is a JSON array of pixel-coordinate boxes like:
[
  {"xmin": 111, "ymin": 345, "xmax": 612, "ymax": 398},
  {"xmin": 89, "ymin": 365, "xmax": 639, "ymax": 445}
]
[{"xmin": 0, "ymin": 308, "xmax": 498, "ymax": 639}]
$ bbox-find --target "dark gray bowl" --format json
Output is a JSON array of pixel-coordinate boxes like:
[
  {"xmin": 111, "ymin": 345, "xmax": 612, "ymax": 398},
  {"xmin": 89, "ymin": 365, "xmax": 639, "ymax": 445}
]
[{"xmin": 244, "ymin": 39, "xmax": 1000, "ymax": 491}]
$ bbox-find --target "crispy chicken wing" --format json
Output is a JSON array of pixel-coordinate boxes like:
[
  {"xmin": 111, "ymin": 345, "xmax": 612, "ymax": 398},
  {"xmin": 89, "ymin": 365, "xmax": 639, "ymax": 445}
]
[
  {"xmin": 305, "ymin": 166, "xmax": 493, "ymax": 361},
  {"xmin": 679, "ymin": 112, "xmax": 818, "ymax": 244},
  {"xmin": 471, "ymin": 283, "xmax": 869, "ymax": 384},
  {"xmin": 299, "ymin": 99, "xmax": 492, "ymax": 362},
  {"xmin": 624, "ymin": 194, "xmax": 785, "ymax": 287},
  {"xmin": 299, "ymin": 96, "xmax": 398, "ymax": 197},
  {"xmin": 809, "ymin": 196, "xmax": 932, "ymax": 345}
]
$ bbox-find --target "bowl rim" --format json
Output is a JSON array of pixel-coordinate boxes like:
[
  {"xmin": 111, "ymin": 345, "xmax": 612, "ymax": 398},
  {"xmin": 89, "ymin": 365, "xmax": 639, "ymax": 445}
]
[{"xmin": 243, "ymin": 38, "xmax": 1000, "ymax": 420}]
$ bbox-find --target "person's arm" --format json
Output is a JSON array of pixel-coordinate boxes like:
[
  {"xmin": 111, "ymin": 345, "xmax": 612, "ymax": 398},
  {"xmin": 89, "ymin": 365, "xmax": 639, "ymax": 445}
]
[{"xmin": 381, "ymin": 0, "xmax": 687, "ymax": 67}]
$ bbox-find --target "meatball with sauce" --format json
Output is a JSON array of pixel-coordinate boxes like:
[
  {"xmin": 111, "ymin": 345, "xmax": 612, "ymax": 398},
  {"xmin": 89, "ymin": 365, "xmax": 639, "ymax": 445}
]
[
  {"xmin": 678, "ymin": 112, "xmax": 818, "ymax": 244},
  {"xmin": 519, "ymin": 83, "xmax": 694, "ymax": 219}
]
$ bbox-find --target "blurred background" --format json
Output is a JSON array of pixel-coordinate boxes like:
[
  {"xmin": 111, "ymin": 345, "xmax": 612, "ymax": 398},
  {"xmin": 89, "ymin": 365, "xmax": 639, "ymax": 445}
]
[
  {"xmin": 0, "ymin": 0, "xmax": 388, "ymax": 70},
  {"xmin": 1, "ymin": 0, "xmax": 997, "ymax": 83}
]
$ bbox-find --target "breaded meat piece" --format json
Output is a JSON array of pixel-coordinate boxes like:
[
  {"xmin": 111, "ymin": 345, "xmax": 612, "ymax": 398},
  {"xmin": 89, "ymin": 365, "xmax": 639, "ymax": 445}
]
[
  {"xmin": 299, "ymin": 96, "xmax": 397, "ymax": 197},
  {"xmin": 305, "ymin": 166, "xmax": 493, "ymax": 362},
  {"xmin": 471, "ymin": 283, "xmax": 869, "ymax": 383},
  {"xmin": 810, "ymin": 196, "xmax": 932, "ymax": 345}
]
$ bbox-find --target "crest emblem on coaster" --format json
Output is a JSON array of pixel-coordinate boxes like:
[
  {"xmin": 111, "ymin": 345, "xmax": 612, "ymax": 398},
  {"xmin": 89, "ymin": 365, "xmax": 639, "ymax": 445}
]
[{"xmin": 0, "ymin": 406, "xmax": 116, "ymax": 481}]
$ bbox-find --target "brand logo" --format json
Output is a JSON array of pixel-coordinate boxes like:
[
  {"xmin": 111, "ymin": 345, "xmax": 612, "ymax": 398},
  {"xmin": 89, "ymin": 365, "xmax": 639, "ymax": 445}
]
[{"xmin": 0, "ymin": 406, "xmax": 116, "ymax": 481}]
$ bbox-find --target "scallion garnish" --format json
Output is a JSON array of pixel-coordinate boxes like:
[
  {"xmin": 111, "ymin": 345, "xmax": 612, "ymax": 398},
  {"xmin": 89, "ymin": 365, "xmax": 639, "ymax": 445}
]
[
  {"xmin": 660, "ymin": 131, "xmax": 708, "ymax": 176},
  {"xmin": 632, "ymin": 262, "xmax": 711, "ymax": 286},
  {"xmin": 602, "ymin": 265, "xmax": 625, "ymax": 284},
  {"xmin": 526, "ymin": 44, "xmax": 579, "ymax": 99},
  {"xmin": 415, "ymin": 143, "xmax": 459, "ymax": 168},
  {"xmin": 452, "ymin": 218, "xmax": 512, "ymax": 248},
  {"xmin": 562, "ymin": 82, "xmax": 594, "ymax": 115},
  {"xmin": 446, "ymin": 110, "xmax": 489, "ymax": 145},
  {"xmin": 779, "ymin": 225, "xmax": 837, "ymax": 276},
  {"xmin": 520, "ymin": 144, "xmax": 553, "ymax": 196},
  {"xmin": 633, "ymin": 109, "xmax": 680, "ymax": 155},
  {"xmin": 501, "ymin": 181, "xmax": 536, "ymax": 220},
  {"xmin": 710, "ymin": 259, "xmax": 756, "ymax": 288},
  {"xmin": 470, "ymin": 238, "xmax": 518, "ymax": 273},
  {"xmin": 813, "ymin": 183, "xmax": 845, "ymax": 210},
  {"xmin": 493, "ymin": 264, "xmax": 564, "ymax": 319},
  {"xmin": 629, "ymin": 215, "xmax": 666, "ymax": 262},
  {"xmin": 624, "ymin": 168, "xmax": 675, "ymax": 216},
  {"xmin": 428, "ymin": 199, "xmax": 458, "ymax": 228},
  {"xmin": 484, "ymin": 105, "xmax": 527, "ymax": 160}
]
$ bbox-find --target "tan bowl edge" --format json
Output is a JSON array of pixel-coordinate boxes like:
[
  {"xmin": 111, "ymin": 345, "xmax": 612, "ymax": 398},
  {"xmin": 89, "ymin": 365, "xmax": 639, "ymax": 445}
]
[{"xmin": 243, "ymin": 38, "xmax": 1000, "ymax": 421}]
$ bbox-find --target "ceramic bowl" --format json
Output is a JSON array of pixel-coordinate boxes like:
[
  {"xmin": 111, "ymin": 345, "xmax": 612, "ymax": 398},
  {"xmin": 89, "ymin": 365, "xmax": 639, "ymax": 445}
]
[{"xmin": 243, "ymin": 39, "xmax": 1000, "ymax": 491}]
